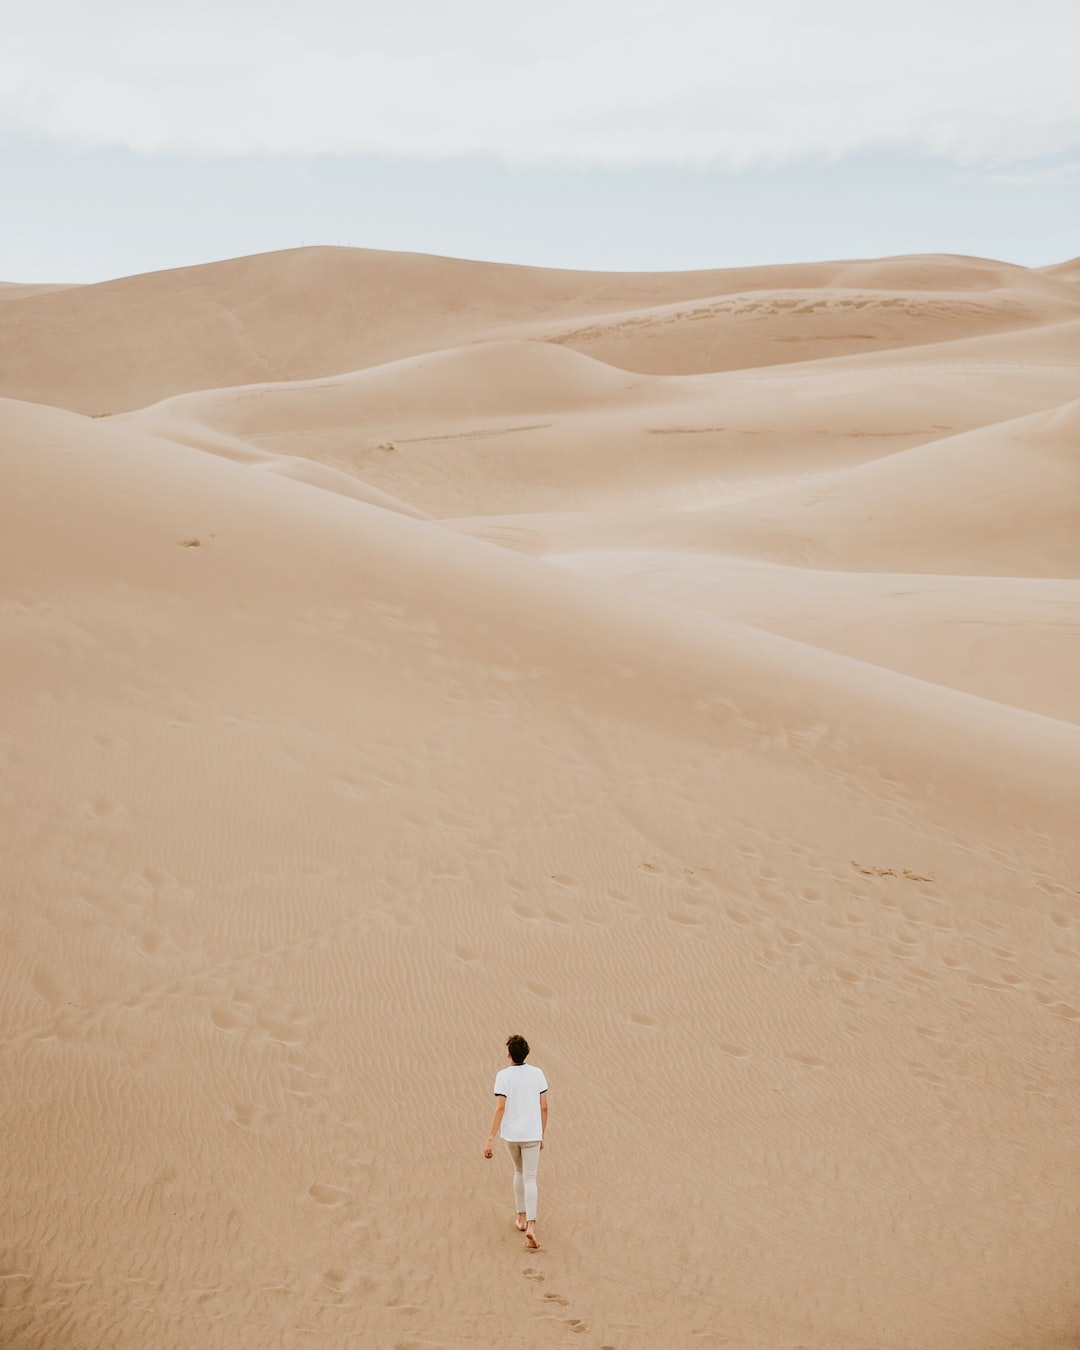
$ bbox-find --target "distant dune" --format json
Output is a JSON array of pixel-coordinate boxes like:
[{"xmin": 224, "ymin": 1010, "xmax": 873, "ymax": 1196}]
[
  {"xmin": 2, "ymin": 247, "xmax": 1079, "ymax": 1350},
  {"xmin": 3, "ymin": 245, "xmax": 1078, "ymax": 413}
]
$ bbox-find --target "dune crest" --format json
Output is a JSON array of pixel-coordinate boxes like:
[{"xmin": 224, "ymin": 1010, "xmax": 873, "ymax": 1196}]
[{"xmin": 3, "ymin": 247, "xmax": 1079, "ymax": 1350}]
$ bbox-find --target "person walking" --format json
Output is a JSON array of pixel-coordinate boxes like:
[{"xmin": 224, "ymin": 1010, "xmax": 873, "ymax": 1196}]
[{"xmin": 484, "ymin": 1034, "xmax": 548, "ymax": 1249}]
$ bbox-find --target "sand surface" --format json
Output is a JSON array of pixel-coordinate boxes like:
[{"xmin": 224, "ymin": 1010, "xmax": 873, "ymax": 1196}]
[{"xmin": 2, "ymin": 247, "xmax": 1079, "ymax": 1350}]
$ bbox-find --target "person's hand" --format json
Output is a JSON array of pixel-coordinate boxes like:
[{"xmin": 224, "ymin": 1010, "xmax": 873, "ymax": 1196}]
[{"xmin": 483, "ymin": 1142, "xmax": 493, "ymax": 1159}]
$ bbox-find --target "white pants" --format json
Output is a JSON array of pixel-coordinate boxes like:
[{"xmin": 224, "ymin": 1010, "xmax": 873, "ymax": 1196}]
[{"xmin": 505, "ymin": 1140, "xmax": 541, "ymax": 1221}]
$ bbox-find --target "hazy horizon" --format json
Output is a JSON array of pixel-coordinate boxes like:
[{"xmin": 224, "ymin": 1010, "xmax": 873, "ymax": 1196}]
[{"xmin": 3, "ymin": 0, "xmax": 1078, "ymax": 283}]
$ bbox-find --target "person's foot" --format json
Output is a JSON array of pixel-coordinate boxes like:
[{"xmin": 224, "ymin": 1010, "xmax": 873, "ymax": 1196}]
[
  {"xmin": 524, "ymin": 1222, "xmax": 539, "ymax": 1249},
  {"xmin": 515, "ymin": 1215, "xmax": 527, "ymax": 1231}
]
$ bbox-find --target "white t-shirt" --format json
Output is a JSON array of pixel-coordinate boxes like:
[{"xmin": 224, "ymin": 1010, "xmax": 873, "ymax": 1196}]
[{"xmin": 494, "ymin": 1063, "xmax": 548, "ymax": 1142}]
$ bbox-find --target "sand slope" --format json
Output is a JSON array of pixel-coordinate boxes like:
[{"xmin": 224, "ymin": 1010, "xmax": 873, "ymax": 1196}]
[
  {"xmin": 3, "ymin": 248, "xmax": 1080, "ymax": 1350},
  {"xmin": 4, "ymin": 246, "xmax": 1079, "ymax": 414}
]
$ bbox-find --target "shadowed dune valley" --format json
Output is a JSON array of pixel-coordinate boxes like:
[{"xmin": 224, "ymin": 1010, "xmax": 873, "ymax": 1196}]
[{"xmin": 3, "ymin": 245, "xmax": 1080, "ymax": 1350}]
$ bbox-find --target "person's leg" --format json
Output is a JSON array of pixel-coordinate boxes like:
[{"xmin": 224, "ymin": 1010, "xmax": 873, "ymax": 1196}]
[
  {"xmin": 520, "ymin": 1141, "xmax": 541, "ymax": 1247},
  {"xmin": 505, "ymin": 1141, "xmax": 526, "ymax": 1228}
]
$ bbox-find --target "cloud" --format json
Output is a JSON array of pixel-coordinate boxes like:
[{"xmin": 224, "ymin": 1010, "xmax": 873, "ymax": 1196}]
[
  {"xmin": 3, "ymin": 0, "xmax": 1079, "ymax": 166},
  {"xmin": 975, "ymin": 160, "xmax": 1080, "ymax": 186}
]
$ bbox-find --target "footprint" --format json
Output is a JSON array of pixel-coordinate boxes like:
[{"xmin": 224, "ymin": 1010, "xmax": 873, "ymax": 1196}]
[
  {"xmin": 79, "ymin": 797, "xmax": 124, "ymax": 822},
  {"xmin": 31, "ymin": 968, "xmax": 66, "ymax": 1006},
  {"xmin": 522, "ymin": 1268, "xmax": 544, "ymax": 1283},
  {"xmin": 629, "ymin": 1011, "xmax": 659, "ymax": 1029},
  {"xmin": 526, "ymin": 982, "xmax": 555, "ymax": 1001},
  {"xmin": 257, "ymin": 1014, "xmax": 304, "ymax": 1045},
  {"xmin": 785, "ymin": 1052, "xmax": 826, "ymax": 1068},
  {"xmin": 542, "ymin": 1292, "xmax": 569, "ymax": 1306},
  {"xmin": 1035, "ymin": 878, "xmax": 1065, "ymax": 897},
  {"xmin": 308, "ymin": 1183, "xmax": 347, "ymax": 1206},
  {"xmin": 231, "ymin": 1103, "xmax": 263, "ymax": 1129},
  {"xmin": 718, "ymin": 1042, "xmax": 750, "ymax": 1058}
]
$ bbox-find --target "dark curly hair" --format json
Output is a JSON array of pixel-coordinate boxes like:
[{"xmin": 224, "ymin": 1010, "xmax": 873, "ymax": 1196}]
[{"xmin": 506, "ymin": 1034, "xmax": 530, "ymax": 1065}]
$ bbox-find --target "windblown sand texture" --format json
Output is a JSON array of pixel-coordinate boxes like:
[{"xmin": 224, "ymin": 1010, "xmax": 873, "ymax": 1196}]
[{"xmin": 3, "ymin": 247, "xmax": 1080, "ymax": 1350}]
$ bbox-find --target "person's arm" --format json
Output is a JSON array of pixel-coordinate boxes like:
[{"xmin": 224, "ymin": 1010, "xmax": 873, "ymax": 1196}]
[
  {"xmin": 484, "ymin": 1098, "xmax": 505, "ymax": 1158},
  {"xmin": 540, "ymin": 1091, "xmax": 548, "ymax": 1149}
]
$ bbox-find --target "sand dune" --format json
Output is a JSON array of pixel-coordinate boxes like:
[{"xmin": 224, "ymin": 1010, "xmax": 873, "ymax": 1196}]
[
  {"xmin": 4, "ymin": 246, "xmax": 1079, "ymax": 414},
  {"xmin": 118, "ymin": 315, "xmax": 1080, "ymax": 523},
  {"xmin": 0, "ymin": 246, "xmax": 785, "ymax": 414},
  {"xmin": 549, "ymin": 554, "xmax": 1080, "ymax": 724},
  {"xmin": 3, "ymin": 248, "xmax": 1080, "ymax": 1350},
  {"xmin": 0, "ymin": 280, "xmax": 79, "ymax": 303},
  {"xmin": 451, "ymin": 395, "xmax": 1080, "ymax": 577},
  {"xmin": 525, "ymin": 279, "xmax": 1080, "ymax": 376}
]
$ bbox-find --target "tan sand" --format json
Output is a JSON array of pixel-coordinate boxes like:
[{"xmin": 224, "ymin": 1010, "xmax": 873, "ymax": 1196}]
[{"xmin": 2, "ymin": 248, "xmax": 1079, "ymax": 1350}]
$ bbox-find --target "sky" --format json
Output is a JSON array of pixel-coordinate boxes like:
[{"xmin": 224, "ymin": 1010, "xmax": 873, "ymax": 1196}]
[{"xmin": 2, "ymin": 0, "xmax": 1079, "ymax": 282}]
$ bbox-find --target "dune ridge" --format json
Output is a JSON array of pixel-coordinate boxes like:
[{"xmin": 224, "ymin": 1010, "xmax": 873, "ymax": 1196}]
[
  {"xmin": 2, "ymin": 247, "xmax": 1079, "ymax": 1350},
  {"xmin": 4, "ymin": 245, "xmax": 1079, "ymax": 414}
]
